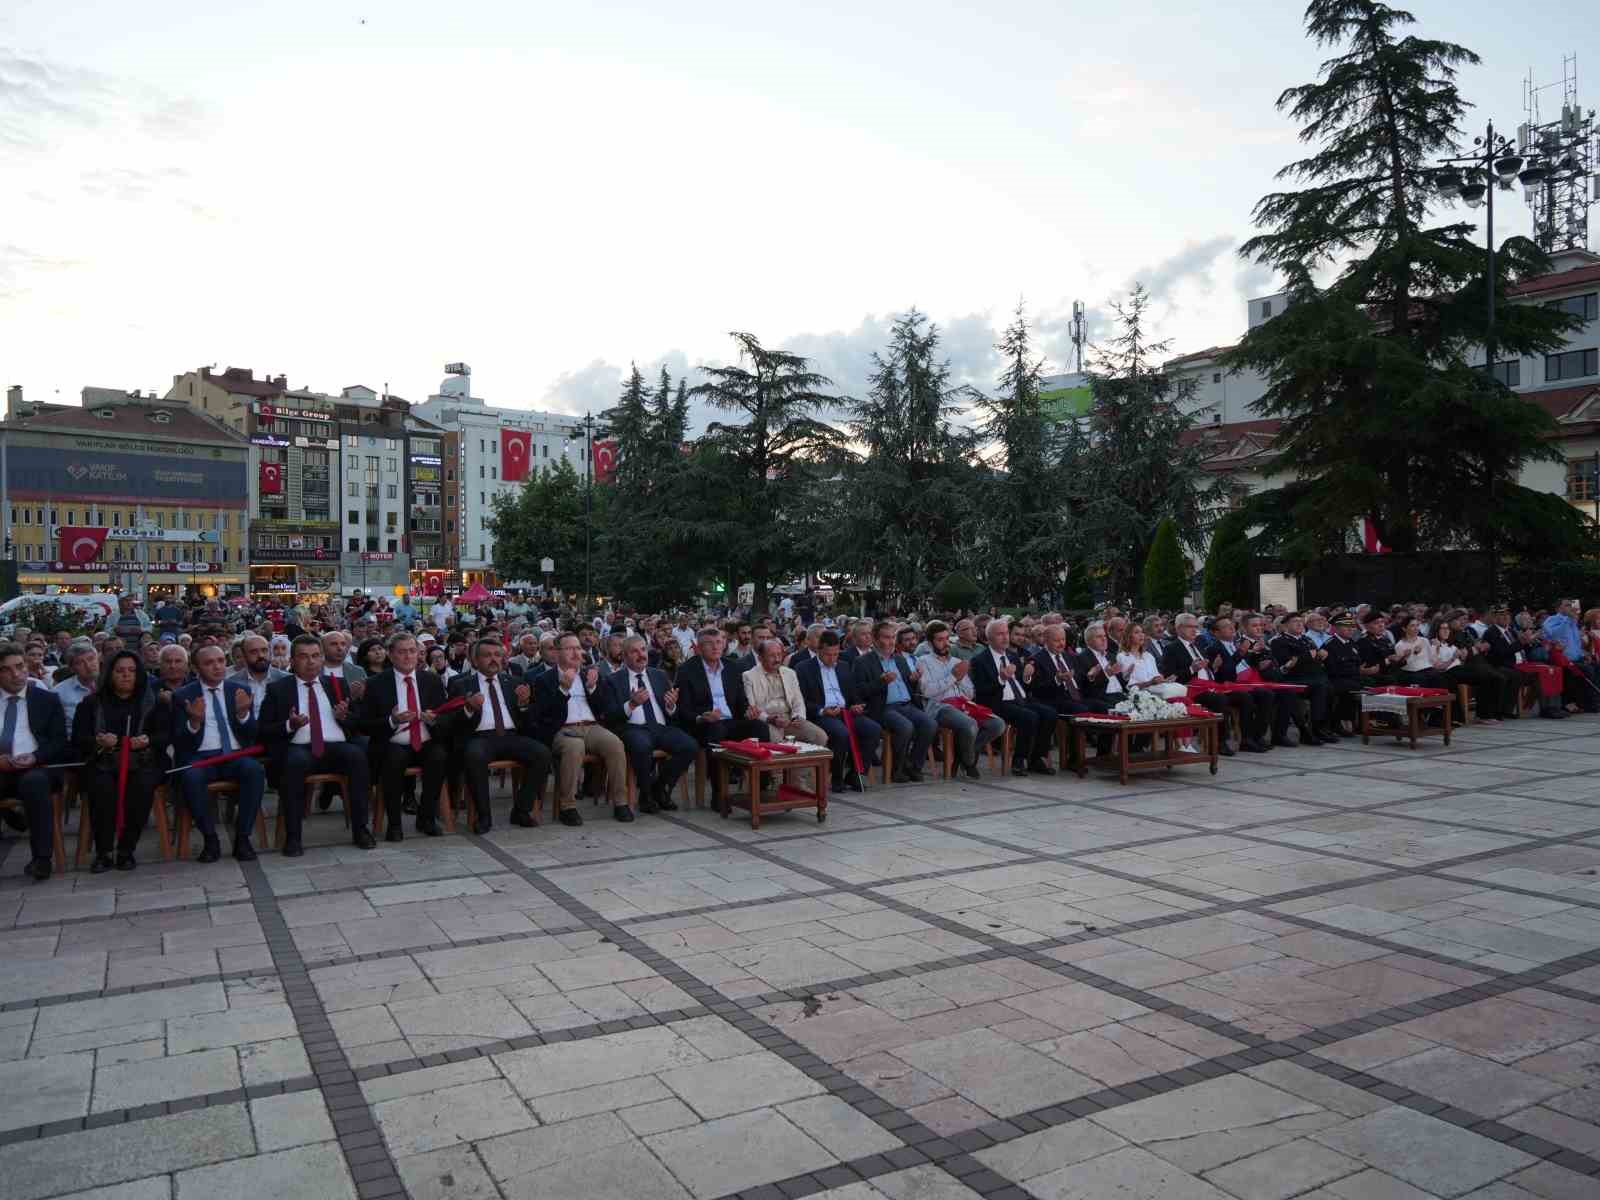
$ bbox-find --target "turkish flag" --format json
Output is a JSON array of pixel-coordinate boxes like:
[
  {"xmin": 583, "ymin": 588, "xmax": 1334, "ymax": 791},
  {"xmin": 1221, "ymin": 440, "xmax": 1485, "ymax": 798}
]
[
  {"xmin": 58, "ymin": 526, "xmax": 109, "ymax": 566},
  {"xmin": 260, "ymin": 461, "xmax": 284, "ymax": 495},
  {"xmin": 1361, "ymin": 517, "xmax": 1390, "ymax": 554},
  {"xmin": 593, "ymin": 438, "xmax": 618, "ymax": 485},
  {"xmin": 424, "ymin": 573, "xmax": 445, "ymax": 596},
  {"xmin": 501, "ymin": 428, "xmax": 532, "ymax": 482}
]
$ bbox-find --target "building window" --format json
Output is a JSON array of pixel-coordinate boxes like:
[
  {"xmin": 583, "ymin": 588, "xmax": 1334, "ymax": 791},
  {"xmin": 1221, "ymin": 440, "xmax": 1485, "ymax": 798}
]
[
  {"xmin": 1259, "ymin": 300, "xmax": 1273, "ymax": 320},
  {"xmin": 385, "ymin": 512, "xmax": 397, "ymax": 530},
  {"xmin": 1547, "ymin": 349, "xmax": 1599, "ymax": 382},
  {"xmin": 542, "ymin": 444, "xmax": 548, "ymax": 457},
  {"xmin": 346, "ymin": 434, "xmax": 358, "ymax": 447},
  {"xmin": 447, "ymin": 468, "xmax": 455, "ymax": 480},
  {"xmin": 348, "ymin": 510, "xmax": 359, "ymax": 525},
  {"xmin": 387, "ymin": 538, "xmax": 398, "ymax": 553},
  {"xmin": 112, "ymin": 512, "xmax": 121, "ymax": 526},
  {"xmin": 346, "ymin": 481, "xmax": 358, "ymax": 497},
  {"xmin": 1477, "ymin": 359, "xmax": 1521, "ymax": 387},
  {"xmin": 448, "ymin": 519, "xmax": 455, "ymax": 533},
  {"xmin": 66, "ymin": 510, "xmax": 75, "ymax": 525},
  {"xmin": 386, "ymin": 438, "xmax": 397, "ymax": 451},
  {"xmin": 1567, "ymin": 458, "xmax": 1600, "ymax": 502},
  {"xmin": 348, "ymin": 537, "xmax": 359, "ymax": 552},
  {"xmin": 386, "ymin": 484, "xmax": 397, "ymax": 499},
  {"xmin": 479, "ymin": 492, "xmax": 485, "ymax": 506},
  {"xmin": 366, "ymin": 455, "xmax": 379, "ymax": 471},
  {"xmin": 1546, "ymin": 293, "xmax": 1600, "ymax": 322},
  {"xmin": 491, "ymin": 466, "xmax": 497, "ymax": 479},
  {"xmin": 1212, "ymin": 372, "xmax": 1221, "ymax": 384},
  {"xmin": 447, "ymin": 494, "xmax": 455, "ymax": 507},
  {"xmin": 480, "ymin": 544, "xmax": 486, "ymax": 559}
]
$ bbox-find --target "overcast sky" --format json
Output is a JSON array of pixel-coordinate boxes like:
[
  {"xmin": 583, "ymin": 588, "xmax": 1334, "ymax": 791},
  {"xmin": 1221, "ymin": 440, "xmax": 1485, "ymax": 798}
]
[{"xmin": 0, "ymin": 1, "xmax": 1578, "ymax": 425}]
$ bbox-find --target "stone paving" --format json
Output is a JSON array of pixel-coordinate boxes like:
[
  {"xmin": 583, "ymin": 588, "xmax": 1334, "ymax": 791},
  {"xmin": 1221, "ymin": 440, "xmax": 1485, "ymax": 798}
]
[{"xmin": 4, "ymin": 717, "xmax": 1600, "ymax": 1199}]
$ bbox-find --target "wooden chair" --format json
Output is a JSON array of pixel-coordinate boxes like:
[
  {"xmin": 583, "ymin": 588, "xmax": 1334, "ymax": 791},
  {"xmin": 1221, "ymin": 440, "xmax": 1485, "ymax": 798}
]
[
  {"xmin": 1456, "ymin": 683, "xmax": 1474, "ymax": 725},
  {"xmin": 176, "ymin": 780, "xmax": 268, "ymax": 858},
  {"xmin": 625, "ymin": 749, "xmax": 688, "ymax": 808},
  {"xmin": 274, "ymin": 772, "xmax": 349, "ymax": 849},
  {"xmin": 7, "ymin": 783, "xmax": 67, "ymax": 874},
  {"xmin": 73, "ymin": 774, "xmax": 175, "ymax": 868},
  {"xmin": 467, "ymin": 759, "xmax": 527, "ymax": 828},
  {"xmin": 540, "ymin": 752, "xmax": 611, "ymax": 819},
  {"xmin": 373, "ymin": 767, "xmax": 463, "ymax": 836}
]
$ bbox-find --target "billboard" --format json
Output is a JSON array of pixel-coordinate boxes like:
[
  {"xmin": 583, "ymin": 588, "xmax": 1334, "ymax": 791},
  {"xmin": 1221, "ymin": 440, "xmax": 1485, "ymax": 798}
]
[{"xmin": 9, "ymin": 446, "xmax": 247, "ymax": 507}]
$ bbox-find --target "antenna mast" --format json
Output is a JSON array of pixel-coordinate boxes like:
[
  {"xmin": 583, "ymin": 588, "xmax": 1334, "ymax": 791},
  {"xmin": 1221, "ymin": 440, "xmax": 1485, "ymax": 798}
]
[
  {"xmin": 1069, "ymin": 301, "xmax": 1086, "ymax": 374},
  {"xmin": 1520, "ymin": 55, "xmax": 1598, "ymax": 252}
]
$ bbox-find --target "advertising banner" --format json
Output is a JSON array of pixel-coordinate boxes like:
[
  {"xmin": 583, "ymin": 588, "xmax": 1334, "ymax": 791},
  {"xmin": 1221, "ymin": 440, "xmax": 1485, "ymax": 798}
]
[{"xmin": 9, "ymin": 446, "xmax": 246, "ymax": 507}]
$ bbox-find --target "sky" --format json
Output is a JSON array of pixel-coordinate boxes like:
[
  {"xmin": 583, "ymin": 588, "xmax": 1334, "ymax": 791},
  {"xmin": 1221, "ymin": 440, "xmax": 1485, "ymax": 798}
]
[{"xmin": 1, "ymin": 1, "xmax": 1587, "ymax": 427}]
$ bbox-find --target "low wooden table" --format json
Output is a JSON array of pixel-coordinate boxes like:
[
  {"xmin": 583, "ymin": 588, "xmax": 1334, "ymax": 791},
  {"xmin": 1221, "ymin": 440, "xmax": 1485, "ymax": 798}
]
[
  {"xmin": 1068, "ymin": 714, "xmax": 1223, "ymax": 785},
  {"xmin": 712, "ymin": 745, "xmax": 834, "ymax": 830},
  {"xmin": 1360, "ymin": 693, "xmax": 1453, "ymax": 749}
]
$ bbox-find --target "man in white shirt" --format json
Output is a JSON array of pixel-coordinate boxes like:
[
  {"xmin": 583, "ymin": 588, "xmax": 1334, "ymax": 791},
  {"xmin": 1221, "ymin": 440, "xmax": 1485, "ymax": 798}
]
[
  {"xmin": 742, "ymin": 639, "xmax": 828, "ymax": 748},
  {"xmin": 533, "ymin": 632, "xmax": 628, "ymax": 825},
  {"xmin": 0, "ymin": 643, "xmax": 68, "ymax": 881},
  {"xmin": 671, "ymin": 614, "xmax": 697, "ymax": 656},
  {"xmin": 52, "ymin": 642, "xmax": 99, "ymax": 738},
  {"xmin": 448, "ymin": 638, "xmax": 551, "ymax": 833},
  {"xmin": 603, "ymin": 635, "xmax": 696, "ymax": 813},
  {"xmin": 360, "ymin": 631, "xmax": 449, "ymax": 840},
  {"xmin": 226, "ymin": 634, "xmax": 287, "ymax": 719},
  {"xmin": 260, "ymin": 636, "xmax": 373, "ymax": 854}
]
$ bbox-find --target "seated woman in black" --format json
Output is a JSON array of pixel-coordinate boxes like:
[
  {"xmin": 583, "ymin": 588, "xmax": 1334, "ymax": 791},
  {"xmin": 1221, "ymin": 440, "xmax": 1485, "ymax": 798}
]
[{"xmin": 73, "ymin": 650, "xmax": 172, "ymax": 873}]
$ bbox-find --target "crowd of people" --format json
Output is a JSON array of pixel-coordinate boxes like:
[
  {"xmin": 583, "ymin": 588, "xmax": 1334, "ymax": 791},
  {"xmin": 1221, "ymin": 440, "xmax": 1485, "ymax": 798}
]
[{"xmin": 0, "ymin": 588, "xmax": 1591, "ymax": 883}]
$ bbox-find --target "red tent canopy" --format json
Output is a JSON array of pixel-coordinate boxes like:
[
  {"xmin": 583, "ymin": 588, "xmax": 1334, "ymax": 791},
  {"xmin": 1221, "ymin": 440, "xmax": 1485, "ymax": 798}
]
[{"xmin": 459, "ymin": 582, "xmax": 491, "ymax": 604}]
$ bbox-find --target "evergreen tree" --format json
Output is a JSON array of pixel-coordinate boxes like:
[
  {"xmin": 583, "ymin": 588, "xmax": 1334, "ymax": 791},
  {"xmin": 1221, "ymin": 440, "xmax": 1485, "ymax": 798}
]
[
  {"xmin": 1070, "ymin": 286, "xmax": 1220, "ymax": 602},
  {"xmin": 972, "ymin": 301, "xmax": 1068, "ymax": 603},
  {"xmin": 1141, "ymin": 518, "xmax": 1188, "ymax": 610},
  {"xmin": 825, "ymin": 311, "xmax": 978, "ymax": 606},
  {"xmin": 688, "ymin": 332, "xmax": 845, "ymax": 613},
  {"xmin": 599, "ymin": 365, "xmax": 654, "ymax": 495},
  {"xmin": 1223, "ymin": 0, "xmax": 1584, "ymax": 565},
  {"xmin": 1202, "ymin": 510, "xmax": 1255, "ymax": 613}
]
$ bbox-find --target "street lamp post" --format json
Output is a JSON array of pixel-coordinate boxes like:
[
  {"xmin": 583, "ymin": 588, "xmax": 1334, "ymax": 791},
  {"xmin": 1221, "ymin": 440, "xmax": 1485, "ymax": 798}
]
[{"xmin": 565, "ymin": 414, "xmax": 595, "ymax": 606}]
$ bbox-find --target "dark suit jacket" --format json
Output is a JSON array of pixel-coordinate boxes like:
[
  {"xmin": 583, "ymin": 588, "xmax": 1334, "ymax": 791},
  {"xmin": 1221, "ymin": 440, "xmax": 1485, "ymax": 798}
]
[
  {"xmin": 447, "ymin": 671, "xmax": 537, "ymax": 739},
  {"xmin": 850, "ymin": 648, "xmax": 923, "ymax": 721},
  {"xmin": 672, "ymin": 656, "xmax": 753, "ymax": 730},
  {"xmin": 794, "ymin": 657, "xmax": 864, "ymax": 721},
  {"xmin": 4, "ymin": 685, "xmax": 67, "ymax": 767},
  {"xmin": 359, "ymin": 668, "xmax": 450, "ymax": 766},
  {"xmin": 1028, "ymin": 647, "xmax": 1086, "ymax": 708},
  {"xmin": 171, "ymin": 678, "xmax": 259, "ymax": 766},
  {"xmin": 532, "ymin": 665, "xmax": 618, "ymax": 744},
  {"xmin": 1270, "ymin": 634, "xmax": 1326, "ymax": 681},
  {"xmin": 602, "ymin": 665, "xmax": 677, "ymax": 731},
  {"xmin": 1160, "ymin": 638, "xmax": 1216, "ymax": 685},
  {"xmin": 1198, "ymin": 636, "xmax": 1249, "ymax": 683},
  {"xmin": 1482, "ymin": 624, "xmax": 1522, "ymax": 669},
  {"xmin": 259, "ymin": 675, "xmax": 362, "ymax": 782},
  {"xmin": 1073, "ymin": 648, "xmax": 1123, "ymax": 704},
  {"xmin": 1324, "ymin": 636, "xmax": 1364, "ymax": 684},
  {"xmin": 787, "ymin": 647, "xmax": 815, "ymax": 670},
  {"xmin": 968, "ymin": 647, "xmax": 1030, "ymax": 709}
]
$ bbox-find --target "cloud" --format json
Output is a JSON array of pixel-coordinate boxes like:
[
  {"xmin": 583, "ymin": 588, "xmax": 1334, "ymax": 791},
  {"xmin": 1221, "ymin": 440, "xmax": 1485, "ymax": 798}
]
[
  {"xmin": 0, "ymin": 47, "xmax": 208, "ymax": 152},
  {"xmin": 1125, "ymin": 235, "xmax": 1234, "ymax": 298},
  {"xmin": 0, "ymin": 243, "xmax": 77, "ymax": 299}
]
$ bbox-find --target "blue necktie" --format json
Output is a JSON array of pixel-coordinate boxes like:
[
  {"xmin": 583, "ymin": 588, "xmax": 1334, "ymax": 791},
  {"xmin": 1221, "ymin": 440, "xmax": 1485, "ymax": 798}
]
[
  {"xmin": 210, "ymin": 688, "xmax": 232, "ymax": 753},
  {"xmin": 0, "ymin": 695, "xmax": 16, "ymax": 756}
]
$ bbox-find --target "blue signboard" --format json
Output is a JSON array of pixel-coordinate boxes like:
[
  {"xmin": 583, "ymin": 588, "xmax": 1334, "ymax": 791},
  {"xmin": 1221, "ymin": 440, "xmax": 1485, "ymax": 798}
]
[{"xmin": 9, "ymin": 446, "xmax": 246, "ymax": 507}]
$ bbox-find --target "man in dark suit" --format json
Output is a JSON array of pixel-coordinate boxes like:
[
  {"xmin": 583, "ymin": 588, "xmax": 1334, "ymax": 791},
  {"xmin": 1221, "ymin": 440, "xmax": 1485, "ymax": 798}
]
[
  {"xmin": 532, "ymin": 632, "xmax": 627, "ymax": 824},
  {"xmin": 1160, "ymin": 614, "xmax": 1249, "ymax": 755},
  {"xmin": 1073, "ymin": 621, "xmax": 1128, "ymax": 708},
  {"xmin": 851, "ymin": 620, "xmax": 935, "ymax": 782},
  {"xmin": 1270, "ymin": 613, "xmax": 1339, "ymax": 745},
  {"xmin": 1197, "ymin": 615, "xmax": 1275, "ymax": 751},
  {"xmin": 1320, "ymin": 613, "xmax": 1369, "ymax": 731},
  {"xmin": 260, "ymin": 635, "xmax": 373, "ymax": 854},
  {"xmin": 0, "ymin": 644, "xmax": 68, "ymax": 881},
  {"xmin": 1239, "ymin": 612, "xmax": 1302, "ymax": 746},
  {"xmin": 795, "ymin": 631, "xmax": 880, "ymax": 793},
  {"xmin": 172, "ymin": 644, "xmax": 267, "ymax": 861},
  {"xmin": 359, "ymin": 631, "xmax": 448, "ymax": 840},
  {"xmin": 970, "ymin": 618, "xmax": 1057, "ymax": 776},
  {"xmin": 447, "ymin": 637, "xmax": 551, "ymax": 832},
  {"xmin": 603, "ymin": 634, "xmax": 696, "ymax": 814},
  {"xmin": 672, "ymin": 626, "xmax": 767, "ymax": 805}
]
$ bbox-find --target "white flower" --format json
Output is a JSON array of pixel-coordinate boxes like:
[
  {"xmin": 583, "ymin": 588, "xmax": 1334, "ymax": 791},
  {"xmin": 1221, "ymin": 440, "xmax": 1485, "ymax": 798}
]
[{"xmin": 1112, "ymin": 689, "xmax": 1188, "ymax": 721}]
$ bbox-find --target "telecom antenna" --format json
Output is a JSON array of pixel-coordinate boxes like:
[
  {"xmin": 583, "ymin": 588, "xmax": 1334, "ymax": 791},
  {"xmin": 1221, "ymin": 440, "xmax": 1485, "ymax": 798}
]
[
  {"xmin": 1520, "ymin": 56, "xmax": 1598, "ymax": 252},
  {"xmin": 1069, "ymin": 301, "xmax": 1087, "ymax": 374}
]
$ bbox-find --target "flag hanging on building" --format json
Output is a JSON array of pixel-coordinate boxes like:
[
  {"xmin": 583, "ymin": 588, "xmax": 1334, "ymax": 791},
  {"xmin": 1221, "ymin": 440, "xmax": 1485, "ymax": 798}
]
[
  {"xmin": 260, "ymin": 462, "xmax": 284, "ymax": 495},
  {"xmin": 1362, "ymin": 517, "xmax": 1390, "ymax": 554},
  {"xmin": 58, "ymin": 526, "xmax": 109, "ymax": 566},
  {"xmin": 501, "ymin": 429, "xmax": 532, "ymax": 482},
  {"xmin": 593, "ymin": 438, "xmax": 618, "ymax": 485}
]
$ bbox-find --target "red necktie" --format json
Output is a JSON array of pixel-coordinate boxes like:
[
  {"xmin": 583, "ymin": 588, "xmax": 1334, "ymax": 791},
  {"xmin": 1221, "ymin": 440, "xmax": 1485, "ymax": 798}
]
[
  {"xmin": 307, "ymin": 682, "xmax": 325, "ymax": 757},
  {"xmin": 488, "ymin": 678, "xmax": 505, "ymax": 733},
  {"xmin": 405, "ymin": 676, "xmax": 422, "ymax": 750}
]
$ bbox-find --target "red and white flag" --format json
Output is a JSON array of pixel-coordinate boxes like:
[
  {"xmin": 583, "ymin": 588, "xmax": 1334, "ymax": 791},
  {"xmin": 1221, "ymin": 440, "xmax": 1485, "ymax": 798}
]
[
  {"xmin": 1362, "ymin": 517, "xmax": 1389, "ymax": 554},
  {"xmin": 58, "ymin": 526, "xmax": 109, "ymax": 566},
  {"xmin": 501, "ymin": 429, "xmax": 532, "ymax": 482},
  {"xmin": 593, "ymin": 438, "xmax": 618, "ymax": 485},
  {"xmin": 260, "ymin": 462, "xmax": 284, "ymax": 495}
]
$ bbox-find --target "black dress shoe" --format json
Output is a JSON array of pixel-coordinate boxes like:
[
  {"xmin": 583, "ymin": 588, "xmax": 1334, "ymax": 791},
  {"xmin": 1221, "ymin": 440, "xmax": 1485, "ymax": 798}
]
[
  {"xmin": 115, "ymin": 853, "xmax": 137, "ymax": 871},
  {"xmin": 385, "ymin": 827, "xmax": 404, "ymax": 842},
  {"xmin": 27, "ymin": 857, "xmax": 50, "ymax": 881},
  {"xmin": 510, "ymin": 809, "xmax": 537, "ymax": 828},
  {"xmin": 197, "ymin": 840, "xmax": 222, "ymax": 864},
  {"xmin": 613, "ymin": 805, "xmax": 635, "ymax": 823},
  {"xmin": 91, "ymin": 855, "xmax": 113, "ymax": 874},
  {"xmin": 655, "ymin": 795, "xmax": 678, "ymax": 812},
  {"xmin": 639, "ymin": 796, "xmax": 660, "ymax": 814},
  {"xmin": 282, "ymin": 839, "xmax": 304, "ymax": 858},
  {"xmin": 415, "ymin": 819, "xmax": 442, "ymax": 837},
  {"xmin": 558, "ymin": 808, "xmax": 583, "ymax": 827},
  {"xmin": 1029, "ymin": 761, "xmax": 1055, "ymax": 776},
  {"xmin": 353, "ymin": 829, "xmax": 376, "ymax": 850},
  {"xmin": 233, "ymin": 839, "xmax": 256, "ymax": 862},
  {"xmin": 962, "ymin": 764, "xmax": 981, "ymax": 781},
  {"xmin": 1218, "ymin": 743, "xmax": 1236, "ymax": 757},
  {"xmin": 1012, "ymin": 766, "xmax": 1030, "ymax": 778},
  {"xmin": 1242, "ymin": 738, "xmax": 1268, "ymax": 753},
  {"xmin": 473, "ymin": 816, "xmax": 493, "ymax": 835}
]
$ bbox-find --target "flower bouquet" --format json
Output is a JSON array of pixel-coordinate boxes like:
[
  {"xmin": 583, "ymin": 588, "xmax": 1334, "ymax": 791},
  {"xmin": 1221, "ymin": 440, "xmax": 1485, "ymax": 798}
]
[{"xmin": 1111, "ymin": 689, "xmax": 1190, "ymax": 722}]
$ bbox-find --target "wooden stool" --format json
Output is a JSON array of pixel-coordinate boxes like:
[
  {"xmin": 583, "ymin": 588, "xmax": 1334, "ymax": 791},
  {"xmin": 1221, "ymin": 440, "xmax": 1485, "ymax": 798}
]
[
  {"xmin": 177, "ymin": 780, "xmax": 267, "ymax": 858},
  {"xmin": 7, "ymin": 786, "xmax": 67, "ymax": 874},
  {"xmin": 73, "ymin": 774, "xmax": 174, "ymax": 867},
  {"xmin": 469, "ymin": 760, "xmax": 527, "ymax": 828},
  {"xmin": 275, "ymin": 773, "xmax": 350, "ymax": 849},
  {"xmin": 1456, "ymin": 683, "xmax": 1473, "ymax": 724},
  {"xmin": 983, "ymin": 726, "xmax": 1015, "ymax": 776}
]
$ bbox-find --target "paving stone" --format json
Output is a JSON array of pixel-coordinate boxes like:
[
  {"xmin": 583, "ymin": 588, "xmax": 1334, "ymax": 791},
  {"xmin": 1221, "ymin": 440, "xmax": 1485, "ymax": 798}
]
[
  {"xmin": 619, "ymin": 1097, "xmax": 701, "ymax": 1136},
  {"xmin": 891, "ymin": 1028, "xmax": 1100, "ymax": 1117},
  {"xmin": 974, "ymin": 1120, "xmax": 1129, "ymax": 1181},
  {"xmin": 777, "ymin": 1096, "xmax": 902, "ymax": 1159},
  {"xmin": 0, "ymin": 1050, "xmax": 94, "ymax": 1131},
  {"xmin": 93, "ymin": 1047, "xmax": 242, "ymax": 1113},
  {"xmin": 371, "ymin": 1079, "xmax": 536, "ymax": 1156},
  {"xmin": 1202, "ymin": 1138, "xmax": 1364, "ymax": 1200},
  {"xmin": 34, "ymin": 981, "xmax": 227, "ymax": 1039},
  {"xmin": 1311, "ymin": 1106, "xmax": 1539, "ymax": 1196},
  {"xmin": 395, "ymin": 1144, "xmax": 500, "ymax": 1200},
  {"xmin": 1021, "ymin": 1144, "xmax": 1234, "ymax": 1200},
  {"xmin": 661, "ymin": 1050, "xmax": 825, "ymax": 1119},
  {"xmin": 34, "ymin": 1181, "xmax": 173, "ymax": 1200},
  {"xmin": 173, "ymin": 1140, "xmax": 356, "ymax": 1199},
  {"xmin": 498, "ymin": 1133, "xmax": 691, "ymax": 1199},
  {"xmin": 494, "ymin": 1025, "xmax": 705, "ymax": 1099},
  {"xmin": 528, "ymin": 1074, "xmax": 675, "ymax": 1123},
  {"xmin": 1371, "ymin": 1048, "xmax": 1566, "ymax": 1118},
  {"xmin": 646, "ymin": 1107, "xmax": 836, "ymax": 1199},
  {"xmin": 360, "ymin": 1057, "xmax": 500, "ymax": 1104},
  {"xmin": 250, "ymin": 1090, "xmax": 336, "ymax": 1152},
  {"xmin": 167, "ymin": 1003, "xmax": 298, "ymax": 1053}
]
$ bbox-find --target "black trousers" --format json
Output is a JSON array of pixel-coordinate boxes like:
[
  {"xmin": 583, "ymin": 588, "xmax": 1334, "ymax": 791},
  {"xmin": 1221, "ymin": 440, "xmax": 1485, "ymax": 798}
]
[
  {"xmin": 1196, "ymin": 691, "xmax": 1270, "ymax": 742},
  {"xmin": 1326, "ymin": 679, "xmax": 1365, "ymax": 726},
  {"xmin": 995, "ymin": 699, "xmax": 1059, "ymax": 763},
  {"xmin": 461, "ymin": 732, "xmax": 551, "ymax": 817},
  {"xmin": 619, "ymin": 723, "xmax": 698, "ymax": 797},
  {"xmin": 281, "ymin": 741, "xmax": 371, "ymax": 840},
  {"xmin": 86, "ymin": 765, "xmax": 160, "ymax": 857},
  {"xmin": 378, "ymin": 740, "xmax": 448, "ymax": 826},
  {"xmin": 0, "ymin": 767, "xmax": 55, "ymax": 862}
]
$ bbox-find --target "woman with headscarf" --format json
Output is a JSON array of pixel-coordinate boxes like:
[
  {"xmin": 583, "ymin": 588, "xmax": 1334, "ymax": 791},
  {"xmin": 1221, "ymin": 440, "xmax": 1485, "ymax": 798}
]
[{"xmin": 72, "ymin": 649, "xmax": 171, "ymax": 873}]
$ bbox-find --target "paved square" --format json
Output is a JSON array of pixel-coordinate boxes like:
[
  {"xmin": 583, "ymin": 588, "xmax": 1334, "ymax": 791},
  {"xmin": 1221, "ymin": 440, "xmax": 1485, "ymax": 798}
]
[{"xmin": 4, "ymin": 716, "xmax": 1600, "ymax": 1198}]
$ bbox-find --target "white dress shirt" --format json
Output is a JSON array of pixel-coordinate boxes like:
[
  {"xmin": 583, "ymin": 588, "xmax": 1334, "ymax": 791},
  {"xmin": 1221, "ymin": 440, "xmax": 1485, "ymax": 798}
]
[
  {"xmin": 991, "ymin": 649, "xmax": 1022, "ymax": 702},
  {"xmin": 290, "ymin": 678, "xmax": 346, "ymax": 745},
  {"xmin": 1178, "ymin": 637, "xmax": 1212, "ymax": 681},
  {"xmin": 0, "ymin": 688, "xmax": 38, "ymax": 757},
  {"xmin": 193, "ymin": 684, "xmax": 233, "ymax": 753},
  {"xmin": 563, "ymin": 676, "xmax": 598, "ymax": 723},
  {"xmin": 624, "ymin": 669, "xmax": 666, "ymax": 726},
  {"xmin": 1090, "ymin": 648, "xmax": 1123, "ymax": 695},
  {"xmin": 474, "ymin": 672, "xmax": 515, "ymax": 733},
  {"xmin": 389, "ymin": 671, "xmax": 432, "ymax": 745}
]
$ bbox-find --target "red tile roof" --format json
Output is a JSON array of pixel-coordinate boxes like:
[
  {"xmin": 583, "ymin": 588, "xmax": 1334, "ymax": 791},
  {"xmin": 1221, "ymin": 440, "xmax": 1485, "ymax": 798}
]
[
  {"xmin": 1510, "ymin": 263, "xmax": 1600, "ymax": 299},
  {"xmin": 12, "ymin": 401, "xmax": 245, "ymax": 445}
]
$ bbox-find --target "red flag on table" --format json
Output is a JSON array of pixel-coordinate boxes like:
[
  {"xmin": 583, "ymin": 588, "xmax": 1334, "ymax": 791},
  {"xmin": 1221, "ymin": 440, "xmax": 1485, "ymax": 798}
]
[
  {"xmin": 58, "ymin": 526, "xmax": 109, "ymax": 566},
  {"xmin": 260, "ymin": 462, "xmax": 284, "ymax": 495},
  {"xmin": 501, "ymin": 429, "xmax": 532, "ymax": 482},
  {"xmin": 593, "ymin": 439, "xmax": 618, "ymax": 485}
]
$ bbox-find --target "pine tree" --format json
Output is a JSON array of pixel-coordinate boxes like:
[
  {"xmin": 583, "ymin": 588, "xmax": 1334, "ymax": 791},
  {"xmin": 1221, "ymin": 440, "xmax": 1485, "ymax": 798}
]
[
  {"xmin": 688, "ymin": 332, "xmax": 845, "ymax": 613},
  {"xmin": 1202, "ymin": 510, "xmax": 1254, "ymax": 613},
  {"xmin": 1070, "ymin": 286, "xmax": 1220, "ymax": 602},
  {"xmin": 1223, "ymin": 0, "xmax": 1584, "ymax": 565},
  {"xmin": 1142, "ymin": 518, "xmax": 1188, "ymax": 610},
  {"xmin": 599, "ymin": 365, "xmax": 654, "ymax": 495}
]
